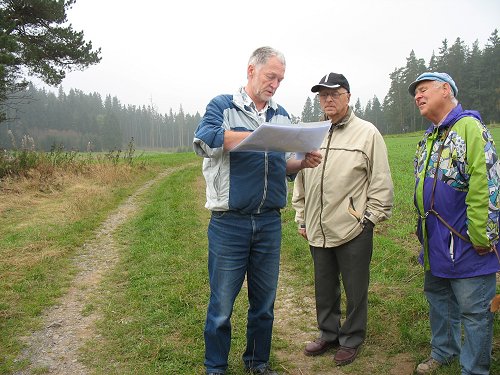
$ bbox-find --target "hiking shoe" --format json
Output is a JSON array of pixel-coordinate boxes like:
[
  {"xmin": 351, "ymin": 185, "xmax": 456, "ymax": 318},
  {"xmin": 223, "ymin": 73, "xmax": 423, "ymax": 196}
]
[
  {"xmin": 416, "ymin": 357, "xmax": 442, "ymax": 374},
  {"xmin": 304, "ymin": 338, "xmax": 339, "ymax": 356},
  {"xmin": 333, "ymin": 345, "xmax": 361, "ymax": 366}
]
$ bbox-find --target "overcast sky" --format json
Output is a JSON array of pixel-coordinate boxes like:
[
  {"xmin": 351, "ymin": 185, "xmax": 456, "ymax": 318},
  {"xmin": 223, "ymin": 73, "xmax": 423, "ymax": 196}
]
[{"xmin": 54, "ymin": 0, "xmax": 499, "ymax": 117}]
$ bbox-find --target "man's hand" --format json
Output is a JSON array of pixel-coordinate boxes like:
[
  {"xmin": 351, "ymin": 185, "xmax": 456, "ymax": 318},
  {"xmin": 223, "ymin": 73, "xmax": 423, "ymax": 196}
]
[
  {"xmin": 300, "ymin": 151, "xmax": 322, "ymax": 169},
  {"xmin": 473, "ymin": 245, "xmax": 493, "ymax": 255},
  {"xmin": 491, "ymin": 294, "xmax": 500, "ymax": 312},
  {"xmin": 286, "ymin": 150, "xmax": 322, "ymax": 174},
  {"xmin": 298, "ymin": 227, "xmax": 308, "ymax": 240}
]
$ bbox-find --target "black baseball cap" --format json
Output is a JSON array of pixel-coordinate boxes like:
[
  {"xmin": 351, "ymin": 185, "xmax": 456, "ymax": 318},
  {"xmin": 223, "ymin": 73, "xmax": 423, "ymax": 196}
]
[{"xmin": 311, "ymin": 73, "xmax": 350, "ymax": 93}]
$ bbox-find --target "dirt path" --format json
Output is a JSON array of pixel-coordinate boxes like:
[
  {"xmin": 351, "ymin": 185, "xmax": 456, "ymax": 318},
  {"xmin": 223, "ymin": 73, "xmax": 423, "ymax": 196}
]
[
  {"xmin": 14, "ymin": 167, "xmax": 179, "ymax": 375},
  {"xmin": 273, "ymin": 268, "xmax": 416, "ymax": 375},
  {"xmin": 273, "ymin": 268, "xmax": 349, "ymax": 375}
]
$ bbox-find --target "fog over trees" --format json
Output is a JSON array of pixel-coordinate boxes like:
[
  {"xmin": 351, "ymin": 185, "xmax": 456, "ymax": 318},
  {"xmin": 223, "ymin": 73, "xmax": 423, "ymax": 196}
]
[{"xmin": 1, "ymin": 4, "xmax": 498, "ymax": 152}]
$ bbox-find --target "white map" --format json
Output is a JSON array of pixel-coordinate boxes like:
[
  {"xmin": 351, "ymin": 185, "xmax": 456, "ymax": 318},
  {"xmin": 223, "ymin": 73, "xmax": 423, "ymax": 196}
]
[{"xmin": 231, "ymin": 120, "xmax": 331, "ymax": 158}]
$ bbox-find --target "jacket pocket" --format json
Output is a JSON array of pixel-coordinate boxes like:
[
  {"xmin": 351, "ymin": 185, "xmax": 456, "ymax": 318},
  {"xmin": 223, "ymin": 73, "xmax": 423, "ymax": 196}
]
[
  {"xmin": 348, "ymin": 196, "xmax": 362, "ymax": 222},
  {"xmin": 448, "ymin": 230, "xmax": 455, "ymax": 263}
]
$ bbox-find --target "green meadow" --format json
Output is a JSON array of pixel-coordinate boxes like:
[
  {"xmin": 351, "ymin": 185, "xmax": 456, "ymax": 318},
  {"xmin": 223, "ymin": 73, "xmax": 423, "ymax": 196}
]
[{"xmin": 1, "ymin": 129, "xmax": 500, "ymax": 374}]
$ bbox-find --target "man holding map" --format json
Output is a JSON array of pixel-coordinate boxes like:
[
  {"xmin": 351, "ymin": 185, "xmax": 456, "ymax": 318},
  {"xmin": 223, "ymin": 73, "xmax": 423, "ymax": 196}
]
[{"xmin": 193, "ymin": 46, "xmax": 321, "ymax": 375}]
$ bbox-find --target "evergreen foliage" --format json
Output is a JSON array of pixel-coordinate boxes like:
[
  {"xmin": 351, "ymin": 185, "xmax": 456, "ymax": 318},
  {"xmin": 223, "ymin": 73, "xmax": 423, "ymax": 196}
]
[
  {"xmin": 300, "ymin": 96, "xmax": 314, "ymax": 122},
  {"xmin": 302, "ymin": 29, "xmax": 499, "ymax": 134},
  {"xmin": 0, "ymin": 0, "xmax": 101, "ymax": 122},
  {"xmin": 0, "ymin": 83, "xmax": 201, "ymax": 151}
]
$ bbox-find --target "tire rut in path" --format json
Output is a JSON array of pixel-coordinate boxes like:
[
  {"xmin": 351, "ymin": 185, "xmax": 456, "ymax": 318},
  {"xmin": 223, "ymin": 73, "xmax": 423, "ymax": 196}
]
[{"xmin": 14, "ymin": 167, "xmax": 180, "ymax": 375}]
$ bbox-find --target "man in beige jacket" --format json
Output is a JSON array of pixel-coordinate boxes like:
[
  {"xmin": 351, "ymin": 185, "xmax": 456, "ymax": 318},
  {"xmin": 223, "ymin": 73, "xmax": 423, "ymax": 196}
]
[{"xmin": 292, "ymin": 72, "xmax": 394, "ymax": 366}]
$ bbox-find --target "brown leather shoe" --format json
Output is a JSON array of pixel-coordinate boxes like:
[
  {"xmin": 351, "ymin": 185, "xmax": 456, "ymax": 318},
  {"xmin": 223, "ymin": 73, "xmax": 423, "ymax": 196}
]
[
  {"xmin": 334, "ymin": 346, "xmax": 360, "ymax": 366},
  {"xmin": 304, "ymin": 338, "xmax": 338, "ymax": 356}
]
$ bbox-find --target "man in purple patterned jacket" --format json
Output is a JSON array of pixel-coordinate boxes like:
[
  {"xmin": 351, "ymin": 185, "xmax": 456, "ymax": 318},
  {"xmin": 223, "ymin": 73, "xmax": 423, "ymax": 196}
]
[{"xmin": 410, "ymin": 72, "xmax": 500, "ymax": 375}]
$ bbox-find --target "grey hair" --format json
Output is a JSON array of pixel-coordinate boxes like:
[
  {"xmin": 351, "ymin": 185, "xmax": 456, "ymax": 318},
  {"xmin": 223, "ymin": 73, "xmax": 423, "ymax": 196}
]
[
  {"xmin": 449, "ymin": 89, "xmax": 458, "ymax": 105},
  {"xmin": 432, "ymin": 81, "xmax": 458, "ymax": 105},
  {"xmin": 248, "ymin": 46, "xmax": 286, "ymax": 68}
]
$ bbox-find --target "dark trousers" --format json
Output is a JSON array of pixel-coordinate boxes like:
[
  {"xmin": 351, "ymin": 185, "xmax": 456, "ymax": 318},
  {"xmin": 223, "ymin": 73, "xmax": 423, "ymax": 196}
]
[{"xmin": 310, "ymin": 225, "xmax": 373, "ymax": 348}]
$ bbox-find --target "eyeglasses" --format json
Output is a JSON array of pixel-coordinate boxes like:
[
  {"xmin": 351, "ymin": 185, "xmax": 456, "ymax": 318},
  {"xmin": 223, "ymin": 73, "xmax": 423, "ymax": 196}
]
[{"xmin": 318, "ymin": 91, "xmax": 348, "ymax": 100}]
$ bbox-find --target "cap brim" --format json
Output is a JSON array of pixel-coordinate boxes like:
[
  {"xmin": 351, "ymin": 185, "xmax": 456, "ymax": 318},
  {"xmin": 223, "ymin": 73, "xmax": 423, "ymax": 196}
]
[
  {"xmin": 408, "ymin": 81, "xmax": 419, "ymax": 96},
  {"xmin": 311, "ymin": 83, "xmax": 341, "ymax": 93}
]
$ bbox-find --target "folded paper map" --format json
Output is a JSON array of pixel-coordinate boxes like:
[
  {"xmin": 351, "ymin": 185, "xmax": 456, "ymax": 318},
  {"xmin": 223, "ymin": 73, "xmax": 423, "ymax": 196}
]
[{"xmin": 231, "ymin": 121, "xmax": 331, "ymax": 157}]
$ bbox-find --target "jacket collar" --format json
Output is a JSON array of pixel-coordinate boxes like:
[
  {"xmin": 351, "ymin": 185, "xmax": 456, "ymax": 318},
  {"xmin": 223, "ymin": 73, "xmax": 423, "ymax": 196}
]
[
  {"xmin": 322, "ymin": 106, "xmax": 354, "ymax": 129},
  {"xmin": 426, "ymin": 104, "xmax": 482, "ymax": 134}
]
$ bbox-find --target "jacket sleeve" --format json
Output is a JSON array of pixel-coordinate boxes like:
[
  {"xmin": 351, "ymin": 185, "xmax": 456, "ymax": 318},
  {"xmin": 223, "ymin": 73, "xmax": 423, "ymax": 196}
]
[
  {"xmin": 364, "ymin": 129, "xmax": 394, "ymax": 225},
  {"xmin": 292, "ymin": 170, "xmax": 306, "ymax": 227},
  {"xmin": 464, "ymin": 120, "xmax": 500, "ymax": 247},
  {"xmin": 193, "ymin": 96, "xmax": 226, "ymax": 158}
]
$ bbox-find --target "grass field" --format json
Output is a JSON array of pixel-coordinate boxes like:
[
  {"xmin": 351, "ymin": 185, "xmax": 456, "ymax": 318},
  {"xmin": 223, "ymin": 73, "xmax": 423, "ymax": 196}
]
[{"xmin": 1, "ymin": 129, "xmax": 500, "ymax": 374}]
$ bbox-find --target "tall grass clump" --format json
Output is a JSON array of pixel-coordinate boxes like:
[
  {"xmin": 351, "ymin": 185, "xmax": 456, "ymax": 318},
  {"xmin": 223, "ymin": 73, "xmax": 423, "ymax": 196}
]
[
  {"xmin": 0, "ymin": 137, "xmax": 147, "ymax": 192},
  {"xmin": 0, "ymin": 131, "xmax": 40, "ymax": 178}
]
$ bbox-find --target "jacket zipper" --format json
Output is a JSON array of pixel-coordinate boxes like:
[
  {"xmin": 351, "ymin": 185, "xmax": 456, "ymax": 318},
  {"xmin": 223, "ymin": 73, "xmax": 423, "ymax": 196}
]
[
  {"xmin": 320, "ymin": 127, "xmax": 334, "ymax": 247},
  {"xmin": 257, "ymin": 152, "xmax": 269, "ymax": 213}
]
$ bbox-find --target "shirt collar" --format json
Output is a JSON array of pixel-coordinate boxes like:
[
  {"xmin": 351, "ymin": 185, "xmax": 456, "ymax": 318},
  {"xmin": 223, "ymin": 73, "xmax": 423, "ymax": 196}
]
[{"xmin": 236, "ymin": 87, "xmax": 269, "ymax": 122}]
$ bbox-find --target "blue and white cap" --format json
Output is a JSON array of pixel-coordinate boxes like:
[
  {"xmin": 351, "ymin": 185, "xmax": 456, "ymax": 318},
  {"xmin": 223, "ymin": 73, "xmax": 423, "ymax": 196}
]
[{"xmin": 408, "ymin": 72, "xmax": 458, "ymax": 97}]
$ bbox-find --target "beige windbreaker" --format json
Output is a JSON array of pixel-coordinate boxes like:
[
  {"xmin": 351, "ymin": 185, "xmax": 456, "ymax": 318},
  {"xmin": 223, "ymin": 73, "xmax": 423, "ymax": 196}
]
[{"xmin": 292, "ymin": 109, "xmax": 394, "ymax": 248}]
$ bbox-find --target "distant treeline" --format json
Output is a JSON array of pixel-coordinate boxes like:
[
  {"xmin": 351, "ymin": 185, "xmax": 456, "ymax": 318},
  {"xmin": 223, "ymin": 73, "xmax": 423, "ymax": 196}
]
[
  {"xmin": 1, "ymin": 29, "xmax": 498, "ymax": 151},
  {"xmin": 1, "ymin": 85, "xmax": 201, "ymax": 152},
  {"xmin": 301, "ymin": 29, "xmax": 499, "ymax": 134}
]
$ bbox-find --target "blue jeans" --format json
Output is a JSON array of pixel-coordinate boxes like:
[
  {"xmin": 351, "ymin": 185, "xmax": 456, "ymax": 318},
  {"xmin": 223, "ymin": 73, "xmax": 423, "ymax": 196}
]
[
  {"xmin": 424, "ymin": 272, "xmax": 496, "ymax": 375},
  {"xmin": 204, "ymin": 210, "xmax": 281, "ymax": 374}
]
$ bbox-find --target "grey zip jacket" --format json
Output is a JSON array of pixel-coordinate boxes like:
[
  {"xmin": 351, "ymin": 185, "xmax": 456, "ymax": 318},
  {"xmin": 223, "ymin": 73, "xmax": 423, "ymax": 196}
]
[{"xmin": 292, "ymin": 108, "xmax": 394, "ymax": 248}]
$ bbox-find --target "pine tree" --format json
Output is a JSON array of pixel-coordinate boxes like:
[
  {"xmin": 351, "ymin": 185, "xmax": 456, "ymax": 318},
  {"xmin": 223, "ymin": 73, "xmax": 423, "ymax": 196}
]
[
  {"xmin": 301, "ymin": 97, "xmax": 314, "ymax": 122},
  {"xmin": 435, "ymin": 39, "xmax": 450, "ymax": 71},
  {"xmin": 403, "ymin": 51, "xmax": 427, "ymax": 132},
  {"xmin": 481, "ymin": 29, "xmax": 500, "ymax": 122},
  {"xmin": 371, "ymin": 96, "xmax": 383, "ymax": 131},
  {"xmin": 446, "ymin": 38, "xmax": 468, "ymax": 102},
  {"xmin": 312, "ymin": 94, "xmax": 321, "ymax": 121},
  {"xmin": 354, "ymin": 98, "xmax": 363, "ymax": 118},
  {"xmin": 0, "ymin": 0, "xmax": 101, "ymax": 122},
  {"xmin": 383, "ymin": 67, "xmax": 405, "ymax": 134},
  {"xmin": 364, "ymin": 99, "xmax": 372, "ymax": 123},
  {"xmin": 464, "ymin": 40, "xmax": 484, "ymax": 111},
  {"xmin": 428, "ymin": 51, "xmax": 439, "ymax": 71}
]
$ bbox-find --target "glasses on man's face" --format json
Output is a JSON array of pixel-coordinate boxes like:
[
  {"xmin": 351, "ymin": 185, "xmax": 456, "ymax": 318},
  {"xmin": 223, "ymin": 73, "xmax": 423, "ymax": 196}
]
[{"xmin": 319, "ymin": 91, "xmax": 348, "ymax": 100}]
